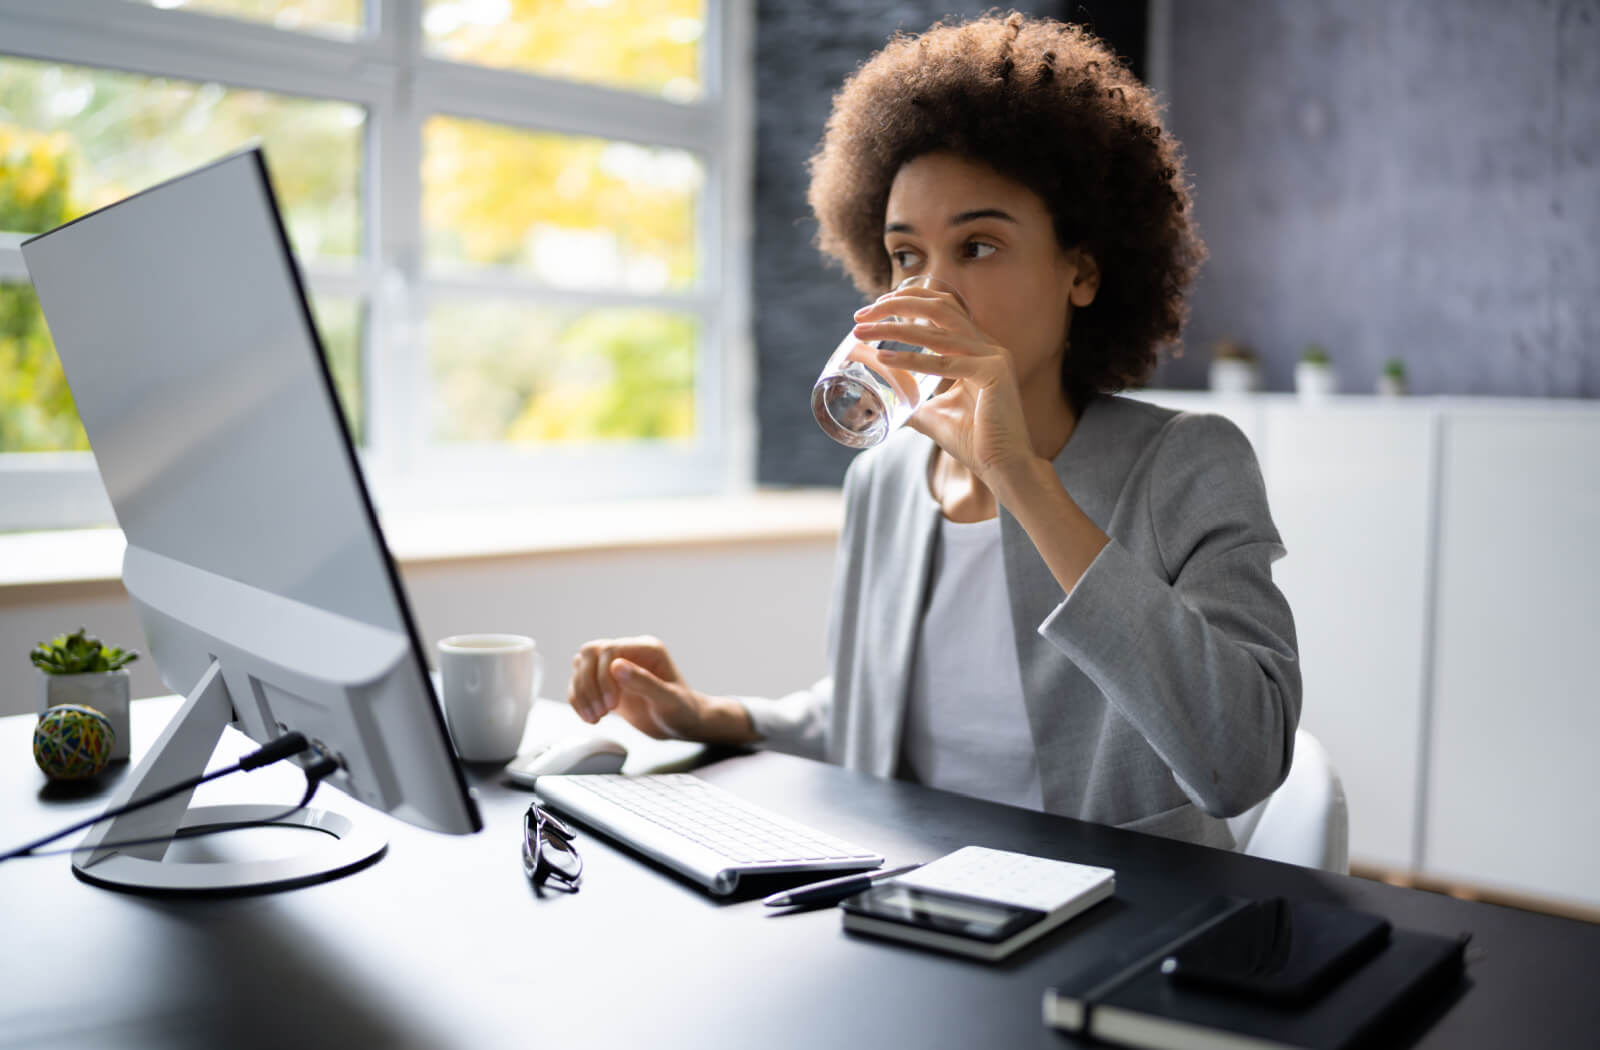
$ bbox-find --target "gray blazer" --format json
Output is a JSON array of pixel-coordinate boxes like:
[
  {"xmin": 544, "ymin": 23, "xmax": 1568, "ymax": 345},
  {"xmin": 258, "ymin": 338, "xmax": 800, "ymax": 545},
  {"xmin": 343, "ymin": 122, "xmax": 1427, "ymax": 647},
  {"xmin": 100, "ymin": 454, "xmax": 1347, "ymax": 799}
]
[{"xmin": 741, "ymin": 395, "xmax": 1301, "ymax": 849}]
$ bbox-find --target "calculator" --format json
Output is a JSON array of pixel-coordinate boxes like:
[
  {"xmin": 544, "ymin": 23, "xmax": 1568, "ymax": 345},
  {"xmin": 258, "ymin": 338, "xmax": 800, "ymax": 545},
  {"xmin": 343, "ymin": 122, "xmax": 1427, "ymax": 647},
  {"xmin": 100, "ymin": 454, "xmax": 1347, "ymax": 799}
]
[
  {"xmin": 840, "ymin": 845, "xmax": 1116, "ymax": 961},
  {"xmin": 895, "ymin": 845, "xmax": 1116, "ymax": 912}
]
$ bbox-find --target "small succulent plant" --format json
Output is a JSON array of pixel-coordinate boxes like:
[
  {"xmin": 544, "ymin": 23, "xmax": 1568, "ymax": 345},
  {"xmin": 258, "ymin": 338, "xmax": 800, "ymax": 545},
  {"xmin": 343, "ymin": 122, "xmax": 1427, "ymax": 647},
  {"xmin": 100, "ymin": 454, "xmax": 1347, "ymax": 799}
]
[
  {"xmin": 30, "ymin": 627, "xmax": 140, "ymax": 674},
  {"xmin": 1211, "ymin": 338, "xmax": 1257, "ymax": 362}
]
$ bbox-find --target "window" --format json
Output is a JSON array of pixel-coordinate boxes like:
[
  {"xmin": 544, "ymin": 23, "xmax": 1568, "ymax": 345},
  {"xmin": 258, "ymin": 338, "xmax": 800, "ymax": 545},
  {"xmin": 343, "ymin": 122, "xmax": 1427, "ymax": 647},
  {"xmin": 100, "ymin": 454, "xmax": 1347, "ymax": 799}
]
[
  {"xmin": 126, "ymin": 0, "xmax": 365, "ymax": 37},
  {"xmin": 422, "ymin": 0, "xmax": 703, "ymax": 101},
  {"xmin": 0, "ymin": 0, "xmax": 749, "ymax": 531}
]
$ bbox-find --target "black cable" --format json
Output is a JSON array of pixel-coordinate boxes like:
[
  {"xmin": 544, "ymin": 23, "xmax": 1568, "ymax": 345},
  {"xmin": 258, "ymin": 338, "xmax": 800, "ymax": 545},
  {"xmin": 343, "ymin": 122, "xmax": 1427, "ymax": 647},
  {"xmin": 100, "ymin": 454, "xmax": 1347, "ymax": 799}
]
[
  {"xmin": 0, "ymin": 732, "xmax": 313, "ymax": 863},
  {"xmin": 19, "ymin": 754, "xmax": 343, "ymax": 859},
  {"xmin": 239, "ymin": 732, "xmax": 314, "ymax": 770}
]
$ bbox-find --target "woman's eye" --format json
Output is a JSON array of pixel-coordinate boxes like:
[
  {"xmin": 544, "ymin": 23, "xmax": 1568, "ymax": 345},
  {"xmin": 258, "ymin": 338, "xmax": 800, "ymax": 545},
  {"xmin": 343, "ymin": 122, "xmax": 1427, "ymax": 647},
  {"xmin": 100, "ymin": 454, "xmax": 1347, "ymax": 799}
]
[
  {"xmin": 889, "ymin": 248, "xmax": 920, "ymax": 269},
  {"xmin": 964, "ymin": 241, "xmax": 997, "ymax": 260}
]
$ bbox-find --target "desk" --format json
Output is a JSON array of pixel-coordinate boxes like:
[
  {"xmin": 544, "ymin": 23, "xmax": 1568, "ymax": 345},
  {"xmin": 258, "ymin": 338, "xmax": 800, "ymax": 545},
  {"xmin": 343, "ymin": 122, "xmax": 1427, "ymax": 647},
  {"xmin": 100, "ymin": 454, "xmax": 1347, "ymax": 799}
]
[{"xmin": 2, "ymin": 701, "xmax": 1596, "ymax": 1049}]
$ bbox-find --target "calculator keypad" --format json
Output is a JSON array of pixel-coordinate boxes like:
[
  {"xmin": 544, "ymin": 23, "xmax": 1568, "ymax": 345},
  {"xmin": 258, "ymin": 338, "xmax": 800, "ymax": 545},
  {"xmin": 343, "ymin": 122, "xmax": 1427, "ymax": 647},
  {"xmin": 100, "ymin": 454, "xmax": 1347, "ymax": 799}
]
[{"xmin": 895, "ymin": 845, "xmax": 1114, "ymax": 912}]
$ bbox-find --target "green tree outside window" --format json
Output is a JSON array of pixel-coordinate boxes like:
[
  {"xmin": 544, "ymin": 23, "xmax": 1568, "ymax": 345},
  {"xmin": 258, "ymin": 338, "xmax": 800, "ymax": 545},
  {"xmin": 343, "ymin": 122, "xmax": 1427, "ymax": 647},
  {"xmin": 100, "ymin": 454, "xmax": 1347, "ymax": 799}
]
[
  {"xmin": 1, "ymin": 126, "xmax": 86, "ymax": 452},
  {"xmin": 3, "ymin": 0, "xmax": 708, "ymax": 455}
]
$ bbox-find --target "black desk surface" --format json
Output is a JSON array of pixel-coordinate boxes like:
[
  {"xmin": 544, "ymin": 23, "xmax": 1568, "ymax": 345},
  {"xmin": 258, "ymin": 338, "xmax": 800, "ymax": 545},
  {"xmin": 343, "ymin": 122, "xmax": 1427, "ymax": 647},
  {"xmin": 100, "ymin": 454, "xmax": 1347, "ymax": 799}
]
[{"xmin": 3, "ymin": 700, "xmax": 1596, "ymax": 1049}]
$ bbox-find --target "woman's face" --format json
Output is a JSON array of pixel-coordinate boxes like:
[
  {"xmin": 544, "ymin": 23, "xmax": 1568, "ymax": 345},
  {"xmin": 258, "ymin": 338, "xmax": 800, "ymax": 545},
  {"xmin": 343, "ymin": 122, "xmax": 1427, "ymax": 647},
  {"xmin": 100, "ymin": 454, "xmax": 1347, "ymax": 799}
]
[{"xmin": 882, "ymin": 152, "xmax": 1098, "ymax": 398}]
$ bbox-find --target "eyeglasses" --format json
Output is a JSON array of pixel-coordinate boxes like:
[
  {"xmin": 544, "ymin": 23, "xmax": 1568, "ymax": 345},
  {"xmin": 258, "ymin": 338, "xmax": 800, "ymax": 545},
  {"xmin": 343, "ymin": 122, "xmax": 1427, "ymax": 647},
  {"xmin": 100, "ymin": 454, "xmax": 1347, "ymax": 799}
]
[{"xmin": 522, "ymin": 803, "xmax": 582, "ymax": 892}]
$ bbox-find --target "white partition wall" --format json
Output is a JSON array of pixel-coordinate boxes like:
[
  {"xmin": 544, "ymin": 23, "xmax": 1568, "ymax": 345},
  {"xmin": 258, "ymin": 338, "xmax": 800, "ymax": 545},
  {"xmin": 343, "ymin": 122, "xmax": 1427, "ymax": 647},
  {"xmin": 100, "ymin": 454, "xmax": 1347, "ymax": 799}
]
[
  {"xmin": 1, "ymin": 533, "xmax": 840, "ymax": 721},
  {"xmin": 1260, "ymin": 403, "xmax": 1436, "ymax": 871},
  {"xmin": 399, "ymin": 539, "xmax": 837, "ymax": 702},
  {"xmin": 1424, "ymin": 411, "xmax": 1600, "ymax": 906}
]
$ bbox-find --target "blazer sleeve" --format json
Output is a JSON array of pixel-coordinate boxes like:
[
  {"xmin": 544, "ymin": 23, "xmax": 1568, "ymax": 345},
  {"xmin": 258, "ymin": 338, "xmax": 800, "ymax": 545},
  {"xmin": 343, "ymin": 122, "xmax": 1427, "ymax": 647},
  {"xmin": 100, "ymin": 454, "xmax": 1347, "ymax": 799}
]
[
  {"xmin": 737, "ymin": 678, "xmax": 832, "ymax": 760},
  {"xmin": 1038, "ymin": 412, "xmax": 1302, "ymax": 817}
]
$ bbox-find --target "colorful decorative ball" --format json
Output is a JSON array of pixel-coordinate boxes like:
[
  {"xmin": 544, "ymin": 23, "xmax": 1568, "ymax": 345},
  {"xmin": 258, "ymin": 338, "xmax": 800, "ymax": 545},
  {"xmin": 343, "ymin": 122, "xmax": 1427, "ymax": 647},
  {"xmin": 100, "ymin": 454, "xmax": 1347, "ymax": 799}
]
[{"xmin": 33, "ymin": 703, "xmax": 115, "ymax": 781}]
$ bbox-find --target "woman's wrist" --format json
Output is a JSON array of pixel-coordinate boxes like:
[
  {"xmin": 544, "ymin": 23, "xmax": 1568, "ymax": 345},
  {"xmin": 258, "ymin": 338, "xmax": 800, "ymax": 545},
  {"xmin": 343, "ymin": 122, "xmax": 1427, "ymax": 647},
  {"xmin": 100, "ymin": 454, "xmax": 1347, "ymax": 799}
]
[
  {"xmin": 698, "ymin": 694, "xmax": 760, "ymax": 747},
  {"xmin": 992, "ymin": 453, "xmax": 1110, "ymax": 595},
  {"xmin": 987, "ymin": 451, "xmax": 1057, "ymax": 512}
]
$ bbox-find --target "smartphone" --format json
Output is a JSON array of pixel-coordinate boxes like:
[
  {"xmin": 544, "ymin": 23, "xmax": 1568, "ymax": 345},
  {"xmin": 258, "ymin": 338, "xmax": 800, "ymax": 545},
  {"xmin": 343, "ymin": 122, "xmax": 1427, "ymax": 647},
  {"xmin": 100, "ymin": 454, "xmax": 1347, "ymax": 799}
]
[
  {"xmin": 1160, "ymin": 897, "xmax": 1391, "ymax": 1003},
  {"xmin": 840, "ymin": 882, "xmax": 1046, "ymax": 944}
]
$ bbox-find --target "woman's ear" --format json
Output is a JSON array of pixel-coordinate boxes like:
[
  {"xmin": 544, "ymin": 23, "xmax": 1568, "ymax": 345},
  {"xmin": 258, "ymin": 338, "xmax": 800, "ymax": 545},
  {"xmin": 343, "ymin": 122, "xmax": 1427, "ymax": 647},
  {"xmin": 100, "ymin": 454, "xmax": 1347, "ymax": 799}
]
[{"xmin": 1069, "ymin": 250, "xmax": 1101, "ymax": 308}]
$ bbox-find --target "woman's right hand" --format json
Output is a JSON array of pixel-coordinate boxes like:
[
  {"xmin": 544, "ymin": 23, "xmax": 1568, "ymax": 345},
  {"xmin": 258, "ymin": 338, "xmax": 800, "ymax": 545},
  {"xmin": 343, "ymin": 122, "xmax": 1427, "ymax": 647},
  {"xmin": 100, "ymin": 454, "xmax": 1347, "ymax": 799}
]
[{"xmin": 566, "ymin": 635, "xmax": 756, "ymax": 745}]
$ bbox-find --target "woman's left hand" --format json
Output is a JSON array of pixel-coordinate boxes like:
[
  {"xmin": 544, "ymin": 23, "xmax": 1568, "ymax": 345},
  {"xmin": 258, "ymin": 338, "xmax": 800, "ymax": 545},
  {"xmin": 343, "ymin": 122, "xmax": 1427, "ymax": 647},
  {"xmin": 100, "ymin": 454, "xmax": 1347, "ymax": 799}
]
[{"xmin": 852, "ymin": 285, "xmax": 1034, "ymax": 485}]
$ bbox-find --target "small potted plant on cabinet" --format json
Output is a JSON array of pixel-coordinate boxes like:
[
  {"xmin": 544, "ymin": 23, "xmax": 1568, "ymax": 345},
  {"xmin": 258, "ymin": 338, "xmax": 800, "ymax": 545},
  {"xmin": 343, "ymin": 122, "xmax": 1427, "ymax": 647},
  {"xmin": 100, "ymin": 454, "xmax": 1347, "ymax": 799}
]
[
  {"xmin": 32, "ymin": 628, "xmax": 139, "ymax": 762},
  {"xmin": 1378, "ymin": 357, "xmax": 1408, "ymax": 397},
  {"xmin": 1207, "ymin": 339, "xmax": 1260, "ymax": 395},
  {"xmin": 1295, "ymin": 344, "xmax": 1337, "ymax": 401}
]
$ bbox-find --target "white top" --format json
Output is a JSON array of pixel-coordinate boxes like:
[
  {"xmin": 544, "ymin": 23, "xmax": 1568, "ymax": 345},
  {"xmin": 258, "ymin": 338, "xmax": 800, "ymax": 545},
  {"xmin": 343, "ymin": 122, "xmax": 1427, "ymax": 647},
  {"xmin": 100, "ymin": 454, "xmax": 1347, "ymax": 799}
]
[{"xmin": 899, "ymin": 515, "xmax": 1044, "ymax": 810}]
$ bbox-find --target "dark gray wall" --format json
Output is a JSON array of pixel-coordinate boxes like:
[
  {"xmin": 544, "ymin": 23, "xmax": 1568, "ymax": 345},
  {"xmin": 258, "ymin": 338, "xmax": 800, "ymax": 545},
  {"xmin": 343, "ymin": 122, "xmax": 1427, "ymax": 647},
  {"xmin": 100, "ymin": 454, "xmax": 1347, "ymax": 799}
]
[
  {"xmin": 1152, "ymin": 0, "xmax": 1600, "ymax": 396},
  {"xmin": 753, "ymin": 1, "xmax": 1148, "ymax": 486}
]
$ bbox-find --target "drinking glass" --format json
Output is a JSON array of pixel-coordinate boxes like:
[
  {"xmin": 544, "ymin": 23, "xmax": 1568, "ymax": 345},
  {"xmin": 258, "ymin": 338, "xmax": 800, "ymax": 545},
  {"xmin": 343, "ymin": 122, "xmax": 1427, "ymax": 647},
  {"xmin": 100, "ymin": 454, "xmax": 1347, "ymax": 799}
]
[{"xmin": 811, "ymin": 275, "xmax": 967, "ymax": 448}]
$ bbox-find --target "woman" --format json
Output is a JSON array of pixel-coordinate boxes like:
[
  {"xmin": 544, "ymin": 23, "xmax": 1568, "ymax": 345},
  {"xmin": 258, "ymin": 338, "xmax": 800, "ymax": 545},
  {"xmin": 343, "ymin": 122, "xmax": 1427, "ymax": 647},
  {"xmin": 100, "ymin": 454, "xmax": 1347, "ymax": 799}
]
[{"xmin": 566, "ymin": 13, "xmax": 1299, "ymax": 848}]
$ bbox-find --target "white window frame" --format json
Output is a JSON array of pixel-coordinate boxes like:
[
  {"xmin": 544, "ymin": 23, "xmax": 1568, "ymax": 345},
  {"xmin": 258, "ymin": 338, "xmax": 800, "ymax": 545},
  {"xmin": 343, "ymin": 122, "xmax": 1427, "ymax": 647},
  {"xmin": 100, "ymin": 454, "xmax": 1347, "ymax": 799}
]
[{"xmin": 0, "ymin": 0, "xmax": 755, "ymax": 531}]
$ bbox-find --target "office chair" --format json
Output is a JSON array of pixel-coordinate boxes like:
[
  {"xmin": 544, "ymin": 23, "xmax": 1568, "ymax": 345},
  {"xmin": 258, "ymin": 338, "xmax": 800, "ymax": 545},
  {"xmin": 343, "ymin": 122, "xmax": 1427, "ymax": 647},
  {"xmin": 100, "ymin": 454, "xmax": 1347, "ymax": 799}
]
[{"xmin": 1227, "ymin": 729, "xmax": 1349, "ymax": 874}]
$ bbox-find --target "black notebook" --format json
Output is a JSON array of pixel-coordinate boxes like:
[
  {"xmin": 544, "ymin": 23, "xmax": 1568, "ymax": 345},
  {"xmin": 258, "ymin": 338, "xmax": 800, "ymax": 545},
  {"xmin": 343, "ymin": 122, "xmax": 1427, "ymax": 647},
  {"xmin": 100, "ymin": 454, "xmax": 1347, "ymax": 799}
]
[{"xmin": 1043, "ymin": 896, "xmax": 1468, "ymax": 1050}]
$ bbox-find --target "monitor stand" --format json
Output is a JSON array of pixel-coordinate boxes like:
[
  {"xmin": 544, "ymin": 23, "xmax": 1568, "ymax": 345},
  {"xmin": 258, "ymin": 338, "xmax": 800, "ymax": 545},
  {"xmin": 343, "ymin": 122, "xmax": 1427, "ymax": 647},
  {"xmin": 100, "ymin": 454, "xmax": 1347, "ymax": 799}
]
[{"xmin": 71, "ymin": 660, "xmax": 387, "ymax": 895}]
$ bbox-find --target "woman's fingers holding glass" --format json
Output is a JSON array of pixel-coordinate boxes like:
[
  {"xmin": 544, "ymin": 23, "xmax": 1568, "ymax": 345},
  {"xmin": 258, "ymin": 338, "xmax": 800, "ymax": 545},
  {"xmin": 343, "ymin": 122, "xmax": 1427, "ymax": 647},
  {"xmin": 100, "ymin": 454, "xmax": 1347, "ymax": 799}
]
[
  {"xmin": 853, "ymin": 290, "xmax": 970, "ymax": 330},
  {"xmin": 887, "ymin": 273, "xmax": 971, "ymax": 311},
  {"xmin": 871, "ymin": 345, "xmax": 984, "ymax": 382},
  {"xmin": 853, "ymin": 319, "xmax": 994, "ymax": 362},
  {"xmin": 874, "ymin": 344, "xmax": 945, "ymax": 369},
  {"xmin": 815, "ymin": 276, "xmax": 975, "ymax": 449}
]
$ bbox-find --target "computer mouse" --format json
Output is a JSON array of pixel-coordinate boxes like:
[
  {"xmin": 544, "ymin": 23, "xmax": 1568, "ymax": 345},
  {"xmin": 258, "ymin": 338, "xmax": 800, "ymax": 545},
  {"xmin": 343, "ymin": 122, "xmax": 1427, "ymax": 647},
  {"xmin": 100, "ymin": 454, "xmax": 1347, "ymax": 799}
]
[{"xmin": 504, "ymin": 736, "xmax": 628, "ymax": 787}]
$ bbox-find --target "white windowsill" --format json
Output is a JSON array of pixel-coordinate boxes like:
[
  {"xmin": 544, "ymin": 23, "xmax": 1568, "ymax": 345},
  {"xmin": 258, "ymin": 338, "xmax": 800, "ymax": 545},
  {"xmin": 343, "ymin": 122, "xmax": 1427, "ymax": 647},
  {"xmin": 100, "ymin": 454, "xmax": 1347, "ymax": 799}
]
[{"xmin": 0, "ymin": 488, "xmax": 845, "ymax": 593}]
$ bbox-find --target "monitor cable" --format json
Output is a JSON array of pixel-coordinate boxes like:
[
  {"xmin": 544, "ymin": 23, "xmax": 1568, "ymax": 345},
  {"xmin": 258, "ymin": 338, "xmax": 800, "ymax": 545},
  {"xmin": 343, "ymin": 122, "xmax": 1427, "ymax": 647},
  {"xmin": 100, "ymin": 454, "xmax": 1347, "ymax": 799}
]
[{"xmin": 0, "ymin": 732, "xmax": 344, "ymax": 863}]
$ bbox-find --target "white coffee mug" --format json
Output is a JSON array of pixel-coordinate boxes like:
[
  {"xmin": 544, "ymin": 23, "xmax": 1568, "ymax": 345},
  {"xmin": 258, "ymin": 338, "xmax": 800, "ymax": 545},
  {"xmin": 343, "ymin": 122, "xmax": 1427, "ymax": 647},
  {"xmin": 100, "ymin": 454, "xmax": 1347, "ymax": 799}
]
[{"xmin": 437, "ymin": 634, "xmax": 542, "ymax": 763}]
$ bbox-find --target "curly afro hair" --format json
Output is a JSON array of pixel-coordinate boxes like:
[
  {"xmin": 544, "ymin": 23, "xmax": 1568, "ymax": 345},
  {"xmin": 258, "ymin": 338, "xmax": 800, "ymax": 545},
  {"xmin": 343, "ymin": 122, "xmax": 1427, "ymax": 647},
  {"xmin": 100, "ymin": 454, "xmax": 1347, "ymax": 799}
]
[{"xmin": 806, "ymin": 12, "xmax": 1206, "ymax": 408}]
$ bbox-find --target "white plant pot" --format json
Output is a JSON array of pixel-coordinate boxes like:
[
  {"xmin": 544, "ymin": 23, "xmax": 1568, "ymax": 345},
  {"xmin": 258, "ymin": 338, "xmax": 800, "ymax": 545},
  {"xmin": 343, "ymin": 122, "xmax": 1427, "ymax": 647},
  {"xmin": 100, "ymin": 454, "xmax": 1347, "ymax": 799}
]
[
  {"xmin": 1377, "ymin": 374, "xmax": 1407, "ymax": 397},
  {"xmin": 41, "ymin": 670, "xmax": 131, "ymax": 761},
  {"xmin": 1295, "ymin": 361, "xmax": 1337, "ymax": 401},
  {"xmin": 1208, "ymin": 358, "xmax": 1260, "ymax": 395}
]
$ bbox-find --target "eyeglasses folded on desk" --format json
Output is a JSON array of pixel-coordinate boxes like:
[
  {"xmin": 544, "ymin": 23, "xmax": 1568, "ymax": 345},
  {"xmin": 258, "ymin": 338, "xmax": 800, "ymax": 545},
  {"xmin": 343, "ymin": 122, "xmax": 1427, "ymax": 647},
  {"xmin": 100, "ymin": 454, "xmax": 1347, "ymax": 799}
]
[{"xmin": 523, "ymin": 802, "xmax": 583, "ymax": 892}]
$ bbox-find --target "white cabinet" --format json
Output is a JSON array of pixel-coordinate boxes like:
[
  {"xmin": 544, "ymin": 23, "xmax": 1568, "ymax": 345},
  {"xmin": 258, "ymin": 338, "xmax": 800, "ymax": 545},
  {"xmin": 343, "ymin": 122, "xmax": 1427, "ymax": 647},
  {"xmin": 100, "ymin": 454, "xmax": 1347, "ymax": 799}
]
[
  {"xmin": 1425, "ymin": 412, "xmax": 1600, "ymax": 905},
  {"xmin": 1261, "ymin": 403, "xmax": 1435, "ymax": 872},
  {"xmin": 1134, "ymin": 392, "xmax": 1600, "ymax": 909}
]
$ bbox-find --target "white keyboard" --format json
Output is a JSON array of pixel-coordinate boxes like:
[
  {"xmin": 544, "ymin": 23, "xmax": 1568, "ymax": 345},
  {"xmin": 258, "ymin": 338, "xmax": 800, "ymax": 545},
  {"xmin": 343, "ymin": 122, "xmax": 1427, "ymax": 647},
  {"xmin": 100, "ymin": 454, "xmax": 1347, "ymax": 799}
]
[{"xmin": 533, "ymin": 773, "xmax": 884, "ymax": 896}]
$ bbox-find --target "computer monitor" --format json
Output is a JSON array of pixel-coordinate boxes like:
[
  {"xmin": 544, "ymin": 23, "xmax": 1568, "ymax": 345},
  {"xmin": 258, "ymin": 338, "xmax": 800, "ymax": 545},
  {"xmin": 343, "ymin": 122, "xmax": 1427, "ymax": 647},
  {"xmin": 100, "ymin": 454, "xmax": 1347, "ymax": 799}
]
[{"xmin": 21, "ymin": 147, "xmax": 482, "ymax": 893}]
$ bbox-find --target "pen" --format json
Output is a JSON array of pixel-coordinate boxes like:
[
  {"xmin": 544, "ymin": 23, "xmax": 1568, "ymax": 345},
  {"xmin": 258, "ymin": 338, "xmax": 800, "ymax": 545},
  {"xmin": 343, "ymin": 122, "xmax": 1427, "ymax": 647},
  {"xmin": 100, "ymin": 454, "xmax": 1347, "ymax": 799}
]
[{"xmin": 762, "ymin": 863, "xmax": 922, "ymax": 908}]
